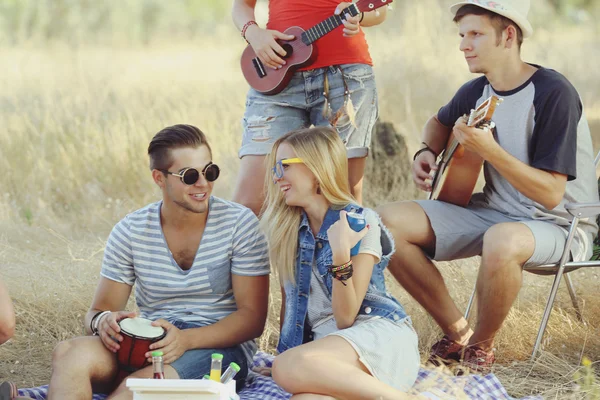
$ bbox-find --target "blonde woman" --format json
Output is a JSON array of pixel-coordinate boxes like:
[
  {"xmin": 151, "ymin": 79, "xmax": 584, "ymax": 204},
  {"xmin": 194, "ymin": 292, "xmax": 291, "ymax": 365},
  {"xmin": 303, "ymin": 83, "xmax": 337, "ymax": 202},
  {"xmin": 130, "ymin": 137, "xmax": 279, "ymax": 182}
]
[{"xmin": 261, "ymin": 127, "xmax": 420, "ymax": 399}]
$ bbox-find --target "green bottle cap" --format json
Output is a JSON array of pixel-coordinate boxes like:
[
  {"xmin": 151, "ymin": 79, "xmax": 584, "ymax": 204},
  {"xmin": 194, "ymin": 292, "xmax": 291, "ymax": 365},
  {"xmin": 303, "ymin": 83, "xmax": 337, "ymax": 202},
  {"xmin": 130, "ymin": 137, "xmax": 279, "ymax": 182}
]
[
  {"xmin": 229, "ymin": 362, "xmax": 241, "ymax": 372},
  {"xmin": 211, "ymin": 353, "xmax": 224, "ymax": 360},
  {"xmin": 151, "ymin": 351, "xmax": 164, "ymax": 357}
]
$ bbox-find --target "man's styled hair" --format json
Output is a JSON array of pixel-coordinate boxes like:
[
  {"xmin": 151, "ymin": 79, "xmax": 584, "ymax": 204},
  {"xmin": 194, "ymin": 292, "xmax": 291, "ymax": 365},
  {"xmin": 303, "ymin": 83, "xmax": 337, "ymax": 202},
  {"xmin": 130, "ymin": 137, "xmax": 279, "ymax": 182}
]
[
  {"xmin": 148, "ymin": 124, "xmax": 212, "ymax": 171},
  {"xmin": 454, "ymin": 5, "xmax": 523, "ymax": 48}
]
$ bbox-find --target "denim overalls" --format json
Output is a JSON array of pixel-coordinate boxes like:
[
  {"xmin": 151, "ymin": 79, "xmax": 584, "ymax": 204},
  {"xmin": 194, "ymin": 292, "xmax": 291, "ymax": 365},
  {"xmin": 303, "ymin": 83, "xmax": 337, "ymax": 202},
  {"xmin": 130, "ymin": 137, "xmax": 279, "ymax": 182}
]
[{"xmin": 277, "ymin": 204, "xmax": 409, "ymax": 353}]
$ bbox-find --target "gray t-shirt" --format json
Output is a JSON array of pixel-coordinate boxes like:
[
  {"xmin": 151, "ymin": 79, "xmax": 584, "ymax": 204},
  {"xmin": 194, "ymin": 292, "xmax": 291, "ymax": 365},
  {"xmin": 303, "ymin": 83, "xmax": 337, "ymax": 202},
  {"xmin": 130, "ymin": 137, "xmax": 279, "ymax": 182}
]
[{"xmin": 437, "ymin": 65, "xmax": 598, "ymax": 254}]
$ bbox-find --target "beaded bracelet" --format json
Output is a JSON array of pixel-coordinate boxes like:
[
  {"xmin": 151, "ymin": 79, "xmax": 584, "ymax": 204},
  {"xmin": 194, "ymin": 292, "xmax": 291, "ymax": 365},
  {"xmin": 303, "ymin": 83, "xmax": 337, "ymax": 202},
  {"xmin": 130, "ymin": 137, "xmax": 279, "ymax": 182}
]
[
  {"xmin": 329, "ymin": 260, "xmax": 353, "ymax": 273},
  {"xmin": 241, "ymin": 20, "xmax": 258, "ymax": 42},
  {"xmin": 328, "ymin": 261, "xmax": 354, "ymax": 286}
]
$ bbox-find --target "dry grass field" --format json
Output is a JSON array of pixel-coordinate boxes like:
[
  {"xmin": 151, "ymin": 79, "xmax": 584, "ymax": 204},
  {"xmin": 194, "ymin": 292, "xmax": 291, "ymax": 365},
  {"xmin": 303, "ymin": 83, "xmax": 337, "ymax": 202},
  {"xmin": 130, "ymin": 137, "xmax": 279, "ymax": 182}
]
[{"xmin": 0, "ymin": 0, "xmax": 600, "ymax": 398}]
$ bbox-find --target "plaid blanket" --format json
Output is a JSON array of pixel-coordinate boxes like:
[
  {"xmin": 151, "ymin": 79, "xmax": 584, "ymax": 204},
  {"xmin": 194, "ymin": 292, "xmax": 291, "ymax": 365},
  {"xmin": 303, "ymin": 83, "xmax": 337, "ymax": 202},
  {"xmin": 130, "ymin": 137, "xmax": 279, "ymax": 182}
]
[{"xmin": 18, "ymin": 352, "xmax": 541, "ymax": 400}]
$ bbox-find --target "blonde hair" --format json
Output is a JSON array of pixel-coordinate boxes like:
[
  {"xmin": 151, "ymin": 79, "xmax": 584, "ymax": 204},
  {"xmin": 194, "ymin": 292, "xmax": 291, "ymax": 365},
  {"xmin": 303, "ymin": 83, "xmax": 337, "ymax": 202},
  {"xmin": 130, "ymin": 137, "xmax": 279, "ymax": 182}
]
[{"xmin": 260, "ymin": 127, "xmax": 355, "ymax": 285}]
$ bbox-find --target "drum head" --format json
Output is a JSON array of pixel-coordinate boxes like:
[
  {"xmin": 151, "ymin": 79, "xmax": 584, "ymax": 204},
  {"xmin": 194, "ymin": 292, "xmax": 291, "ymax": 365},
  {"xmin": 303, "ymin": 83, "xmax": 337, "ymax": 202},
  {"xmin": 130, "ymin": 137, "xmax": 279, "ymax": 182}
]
[{"xmin": 119, "ymin": 317, "xmax": 165, "ymax": 340}]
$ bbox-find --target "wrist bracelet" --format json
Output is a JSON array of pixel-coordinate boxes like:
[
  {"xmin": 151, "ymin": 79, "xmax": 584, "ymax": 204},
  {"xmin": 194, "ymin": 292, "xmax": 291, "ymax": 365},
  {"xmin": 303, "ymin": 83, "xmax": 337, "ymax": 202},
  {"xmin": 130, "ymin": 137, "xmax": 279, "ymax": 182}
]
[
  {"xmin": 241, "ymin": 20, "xmax": 258, "ymax": 42},
  {"xmin": 413, "ymin": 142, "xmax": 438, "ymax": 161},
  {"xmin": 328, "ymin": 261, "xmax": 354, "ymax": 286},
  {"xmin": 329, "ymin": 260, "xmax": 352, "ymax": 273},
  {"xmin": 90, "ymin": 311, "xmax": 103, "ymax": 334},
  {"xmin": 334, "ymin": 267, "xmax": 354, "ymax": 286},
  {"xmin": 359, "ymin": 12, "xmax": 365, "ymax": 23},
  {"xmin": 92, "ymin": 311, "xmax": 111, "ymax": 335}
]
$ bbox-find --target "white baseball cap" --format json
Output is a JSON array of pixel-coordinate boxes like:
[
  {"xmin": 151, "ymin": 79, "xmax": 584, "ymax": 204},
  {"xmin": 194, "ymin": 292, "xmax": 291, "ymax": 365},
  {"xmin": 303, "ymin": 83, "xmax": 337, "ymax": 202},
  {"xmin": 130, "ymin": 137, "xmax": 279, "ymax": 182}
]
[{"xmin": 450, "ymin": 0, "xmax": 533, "ymax": 38}]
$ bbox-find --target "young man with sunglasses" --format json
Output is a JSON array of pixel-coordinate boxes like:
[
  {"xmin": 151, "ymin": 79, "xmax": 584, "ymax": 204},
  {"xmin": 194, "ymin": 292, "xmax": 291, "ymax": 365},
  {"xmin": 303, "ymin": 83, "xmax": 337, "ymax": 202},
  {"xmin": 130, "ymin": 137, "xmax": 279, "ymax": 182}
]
[{"xmin": 45, "ymin": 125, "xmax": 270, "ymax": 400}]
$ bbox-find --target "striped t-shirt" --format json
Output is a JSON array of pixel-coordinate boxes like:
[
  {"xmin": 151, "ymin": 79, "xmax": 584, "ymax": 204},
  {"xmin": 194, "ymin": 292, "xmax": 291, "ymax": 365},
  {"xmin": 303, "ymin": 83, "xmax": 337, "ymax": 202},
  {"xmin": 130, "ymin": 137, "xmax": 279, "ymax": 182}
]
[{"xmin": 100, "ymin": 196, "xmax": 270, "ymax": 363}]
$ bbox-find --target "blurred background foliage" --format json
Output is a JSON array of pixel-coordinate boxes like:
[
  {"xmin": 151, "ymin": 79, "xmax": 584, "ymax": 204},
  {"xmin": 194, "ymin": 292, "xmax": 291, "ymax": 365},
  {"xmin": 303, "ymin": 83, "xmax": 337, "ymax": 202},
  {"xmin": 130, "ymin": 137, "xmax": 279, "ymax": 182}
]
[{"xmin": 0, "ymin": 0, "xmax": 598, "ymax": 46}]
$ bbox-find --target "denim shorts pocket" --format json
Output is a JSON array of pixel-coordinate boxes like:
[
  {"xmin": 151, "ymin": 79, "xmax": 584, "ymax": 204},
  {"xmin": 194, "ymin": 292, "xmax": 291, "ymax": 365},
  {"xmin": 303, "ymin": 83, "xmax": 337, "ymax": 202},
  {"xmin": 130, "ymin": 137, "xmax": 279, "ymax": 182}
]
[
  {"xmin": 339, "ymin": 64, "xmax": 375, "ymax": 81},
  {"xmin": 207, "ymin": 261, "xmax": 232, "ymax": 294}
]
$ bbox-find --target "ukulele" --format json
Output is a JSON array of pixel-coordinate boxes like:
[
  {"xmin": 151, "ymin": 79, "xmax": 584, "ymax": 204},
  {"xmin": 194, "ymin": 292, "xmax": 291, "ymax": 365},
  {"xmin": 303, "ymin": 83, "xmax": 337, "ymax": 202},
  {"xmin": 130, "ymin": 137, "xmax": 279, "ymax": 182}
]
[
  {"xmin": 429, "ymin": 95, "xmax": 503, "ymax": 207},
  {"xmin": 240, "ymin": 0, "xmax": 393, "ymax": 95}
]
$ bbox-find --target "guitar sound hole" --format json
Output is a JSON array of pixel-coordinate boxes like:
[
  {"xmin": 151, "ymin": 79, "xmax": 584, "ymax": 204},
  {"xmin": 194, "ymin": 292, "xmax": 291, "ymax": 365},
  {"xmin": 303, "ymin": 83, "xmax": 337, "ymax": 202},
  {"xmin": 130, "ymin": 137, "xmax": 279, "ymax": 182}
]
[{"xmin": 281, "ymin": 43, "xmax": 293, "ymax": 59}]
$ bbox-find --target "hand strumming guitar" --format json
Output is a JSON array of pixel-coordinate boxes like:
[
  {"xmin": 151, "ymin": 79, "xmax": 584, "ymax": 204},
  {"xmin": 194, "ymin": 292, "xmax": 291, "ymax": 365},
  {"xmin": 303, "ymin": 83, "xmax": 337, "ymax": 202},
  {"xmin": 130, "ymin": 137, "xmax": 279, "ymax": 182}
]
[
  {"xmin": 244, "ymin": 25, "xmax": 295, "ymax": 70},
  {"xmin": 413, "ymin": 150, "xmax": 437, "ymax": 192}
]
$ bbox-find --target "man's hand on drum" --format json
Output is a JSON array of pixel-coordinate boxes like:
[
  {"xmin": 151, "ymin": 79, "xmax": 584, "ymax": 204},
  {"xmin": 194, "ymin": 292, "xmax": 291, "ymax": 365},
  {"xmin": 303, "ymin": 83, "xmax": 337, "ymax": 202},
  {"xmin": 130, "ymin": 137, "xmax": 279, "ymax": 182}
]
[
  {"xmin": 97, "ymin": 310, "xmax": 137, "ymax": 353},
  {"xmin": 147, "ymin": 319, "xmax": 187, "ymax": 364}
]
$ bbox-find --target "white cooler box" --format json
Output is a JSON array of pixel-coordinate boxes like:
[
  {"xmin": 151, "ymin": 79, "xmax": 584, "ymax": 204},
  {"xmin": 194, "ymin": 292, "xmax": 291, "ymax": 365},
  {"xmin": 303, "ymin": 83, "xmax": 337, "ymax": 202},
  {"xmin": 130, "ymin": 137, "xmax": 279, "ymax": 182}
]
[{"xmin": 126, "ymin": 378, "xmax": 239, "ymax": 400}]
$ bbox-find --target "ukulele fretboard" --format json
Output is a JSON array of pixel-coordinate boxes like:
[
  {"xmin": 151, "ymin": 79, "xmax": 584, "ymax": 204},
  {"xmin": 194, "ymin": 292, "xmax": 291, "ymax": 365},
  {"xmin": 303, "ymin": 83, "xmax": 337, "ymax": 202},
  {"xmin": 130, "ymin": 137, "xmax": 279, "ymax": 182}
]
[{"xmin": 301, "ymin": 5, "xmax": 360, "ymax": 45}]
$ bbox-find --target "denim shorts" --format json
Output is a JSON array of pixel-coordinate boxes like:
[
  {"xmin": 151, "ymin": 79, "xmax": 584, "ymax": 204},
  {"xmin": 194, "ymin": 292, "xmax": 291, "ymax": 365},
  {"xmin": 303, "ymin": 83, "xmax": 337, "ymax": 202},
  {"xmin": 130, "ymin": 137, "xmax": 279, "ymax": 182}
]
[
  {"xmin": 239, "ymin": 63, "xmax": 379, "ymax": 159},
  {"xmin": 169, "ymin": 320, "xmax": 249, "ymax": 389}
]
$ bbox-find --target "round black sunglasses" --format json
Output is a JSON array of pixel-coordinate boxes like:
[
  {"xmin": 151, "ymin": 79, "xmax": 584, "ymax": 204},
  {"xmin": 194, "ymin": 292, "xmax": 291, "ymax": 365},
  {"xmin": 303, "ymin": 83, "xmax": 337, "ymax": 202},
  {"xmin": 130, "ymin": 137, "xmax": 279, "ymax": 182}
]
[{"xmin": 161, "ymin": 162, "xmax": 220, "ymax": 185}]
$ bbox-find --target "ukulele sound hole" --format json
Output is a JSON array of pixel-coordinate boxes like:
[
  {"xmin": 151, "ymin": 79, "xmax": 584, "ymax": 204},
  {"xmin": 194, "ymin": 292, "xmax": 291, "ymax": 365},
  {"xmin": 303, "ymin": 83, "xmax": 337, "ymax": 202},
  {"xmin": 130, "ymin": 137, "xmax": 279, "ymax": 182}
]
[{"xmin": 281, "ymin": 43, "xmax": 294, "ymax": 59}]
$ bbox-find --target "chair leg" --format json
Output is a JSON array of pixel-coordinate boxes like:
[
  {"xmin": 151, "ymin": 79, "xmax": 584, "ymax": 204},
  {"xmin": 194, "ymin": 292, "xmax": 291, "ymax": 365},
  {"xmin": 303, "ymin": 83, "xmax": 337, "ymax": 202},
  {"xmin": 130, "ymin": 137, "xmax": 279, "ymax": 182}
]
[
  {"xmin": 531, "ymin": 271, "xmax": 565, "ymax": 361},
  {"xmin": 464, "ymin": 284, "xmax": 476, "ymax": 319},
  {"xmin": 564, "ymin": 274, "xmax": 583, "ymax": 322}
]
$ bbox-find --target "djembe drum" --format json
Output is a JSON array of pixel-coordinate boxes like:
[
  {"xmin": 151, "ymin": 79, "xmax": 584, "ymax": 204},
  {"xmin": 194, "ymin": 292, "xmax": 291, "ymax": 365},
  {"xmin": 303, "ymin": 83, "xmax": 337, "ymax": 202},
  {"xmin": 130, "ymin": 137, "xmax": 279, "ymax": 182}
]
[{"xmin": 115, "ymin": 317, "xmax": 166, "ymax": 383}]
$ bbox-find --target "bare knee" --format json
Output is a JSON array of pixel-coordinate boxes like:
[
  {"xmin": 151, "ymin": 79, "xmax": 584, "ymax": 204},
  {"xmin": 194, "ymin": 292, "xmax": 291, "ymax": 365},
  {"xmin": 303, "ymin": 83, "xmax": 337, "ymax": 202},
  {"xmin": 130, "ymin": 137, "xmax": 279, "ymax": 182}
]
[
  {"xmin": 377, "ymin": 201, "xmax": 434, "ymax": 250},
  {"xmin": 0, "ymin": 320, "xmax": 15, "ymax": 344},
  {"xmin": 52, "ymin": 337, "xmax": 111, "ymax": 373},
  {"xmin": 482, "ymin": 223, "xmax": 534, "ymax": 272},
  {"xmin": 271, "ymin": 352, "xmax": 294, "ymax": 390},
  {"xmin": 272, "ymin": 349, "xmax": 315, "ymax": 392},
  {"xmin": 52, "ymin": 339, "xmax": 78, "ymax": 367}
]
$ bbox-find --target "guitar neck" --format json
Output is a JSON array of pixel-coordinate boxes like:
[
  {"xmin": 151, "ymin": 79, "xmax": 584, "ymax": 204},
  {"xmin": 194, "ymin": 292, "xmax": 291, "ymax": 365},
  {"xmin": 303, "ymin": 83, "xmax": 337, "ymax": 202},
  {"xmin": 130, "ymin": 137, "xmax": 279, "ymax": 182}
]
[{"xmin": 301, "ymin": 4, "xmax": 361, "ymax": 45}]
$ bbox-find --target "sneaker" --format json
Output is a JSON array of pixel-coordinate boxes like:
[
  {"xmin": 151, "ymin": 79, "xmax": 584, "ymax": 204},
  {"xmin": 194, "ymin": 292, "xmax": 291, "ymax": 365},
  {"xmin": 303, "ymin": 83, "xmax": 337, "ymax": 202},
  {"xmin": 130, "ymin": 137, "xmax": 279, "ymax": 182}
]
[
  {"xmin": 0, "ymin": 381, "xmax": 17, "ymax": 400},
  {"xmin": 461, "ymin": 345, "xmax": 495, "ymax": 374},
  {"xmin": 428, "ymin": 335, "xmax": 465, "ymax": 366}
]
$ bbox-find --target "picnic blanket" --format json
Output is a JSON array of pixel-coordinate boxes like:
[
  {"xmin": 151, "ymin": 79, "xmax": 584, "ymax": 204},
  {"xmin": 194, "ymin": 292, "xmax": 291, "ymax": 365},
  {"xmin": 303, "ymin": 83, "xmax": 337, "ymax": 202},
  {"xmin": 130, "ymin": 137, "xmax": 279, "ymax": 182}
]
[{"xmin": 18, "ymin": 352, "xmax": 541, "ymax": 400}]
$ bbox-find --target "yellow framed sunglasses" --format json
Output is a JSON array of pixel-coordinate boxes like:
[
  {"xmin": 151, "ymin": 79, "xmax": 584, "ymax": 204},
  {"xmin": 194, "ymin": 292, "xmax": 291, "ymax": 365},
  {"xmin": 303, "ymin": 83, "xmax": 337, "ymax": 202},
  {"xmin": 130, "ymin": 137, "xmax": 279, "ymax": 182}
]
[{"xmin": 272, "ymin": 158, "xmax": 304, "ymax": 181}]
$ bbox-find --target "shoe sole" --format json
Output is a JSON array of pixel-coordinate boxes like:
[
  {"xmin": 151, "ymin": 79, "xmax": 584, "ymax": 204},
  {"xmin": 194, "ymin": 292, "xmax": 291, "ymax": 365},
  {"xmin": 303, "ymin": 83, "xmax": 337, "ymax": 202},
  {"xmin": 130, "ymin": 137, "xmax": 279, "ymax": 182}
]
[{"xmin": 0, "ymin": 381, "xmax": 16, "ymax": 400}]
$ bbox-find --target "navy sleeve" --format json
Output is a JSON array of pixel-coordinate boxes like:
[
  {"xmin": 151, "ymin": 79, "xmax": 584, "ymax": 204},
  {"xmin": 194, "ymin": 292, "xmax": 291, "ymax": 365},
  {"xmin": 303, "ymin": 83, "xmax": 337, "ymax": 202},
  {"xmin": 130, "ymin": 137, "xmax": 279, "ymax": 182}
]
[
  {"xmin": 530, "ymin": 70, "xmax": 581, "ymax": 180},
  {"xmin": 437, "ymin": 77, "xmax": 487, "ymax": 128}
]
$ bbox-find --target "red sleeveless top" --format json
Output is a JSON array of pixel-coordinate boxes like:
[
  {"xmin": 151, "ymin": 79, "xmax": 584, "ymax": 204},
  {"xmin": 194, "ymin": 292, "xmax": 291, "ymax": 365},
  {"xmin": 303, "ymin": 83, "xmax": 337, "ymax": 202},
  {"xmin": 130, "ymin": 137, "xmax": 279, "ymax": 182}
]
[{"xmin": 266, "ymin": 0, "xmax": 373, "ymax": 70}]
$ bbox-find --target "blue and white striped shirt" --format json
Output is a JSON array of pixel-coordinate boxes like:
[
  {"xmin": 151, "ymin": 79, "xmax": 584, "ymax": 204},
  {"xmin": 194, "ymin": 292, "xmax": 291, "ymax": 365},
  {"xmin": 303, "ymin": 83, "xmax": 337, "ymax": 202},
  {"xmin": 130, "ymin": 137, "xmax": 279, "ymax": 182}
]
[{"xmin": 101, "ymin": 196, "xmax": 270, "ymax": 363}]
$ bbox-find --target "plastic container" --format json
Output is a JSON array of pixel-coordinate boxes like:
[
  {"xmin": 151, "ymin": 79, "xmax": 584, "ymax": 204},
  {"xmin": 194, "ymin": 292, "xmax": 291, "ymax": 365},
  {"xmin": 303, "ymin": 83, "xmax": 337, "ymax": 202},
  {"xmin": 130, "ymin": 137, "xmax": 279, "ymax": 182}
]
[
  {"xmin": 346, "ymin": 211, "xmax": 366, "ymax": 256},
  {"xmin": 220, "ymin": 362, "xmax": 241, "ymax": 384},
  {"xmin": 126, "ymin": 378, "xmax": 239, "ymax": 400},
  {"xmin": 210, "ymin": 353, "xmax": 223, "ymax": 382}
]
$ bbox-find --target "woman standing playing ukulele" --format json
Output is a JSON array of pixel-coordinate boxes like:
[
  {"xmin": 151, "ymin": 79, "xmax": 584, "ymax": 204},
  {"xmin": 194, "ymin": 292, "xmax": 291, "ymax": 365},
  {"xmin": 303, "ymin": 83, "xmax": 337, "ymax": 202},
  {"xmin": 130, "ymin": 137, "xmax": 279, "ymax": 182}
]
[{"xmin": 232, "ymin": 0, "xmax": 389, "ymax": 215}]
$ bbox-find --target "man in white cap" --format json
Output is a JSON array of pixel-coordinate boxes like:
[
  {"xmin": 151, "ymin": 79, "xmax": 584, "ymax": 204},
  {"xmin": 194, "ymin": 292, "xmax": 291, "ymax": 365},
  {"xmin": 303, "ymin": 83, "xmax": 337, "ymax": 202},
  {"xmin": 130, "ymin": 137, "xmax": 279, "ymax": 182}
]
[{"xmin": 378, "ymin": 0, "xmax": 598, "ymax": 372}]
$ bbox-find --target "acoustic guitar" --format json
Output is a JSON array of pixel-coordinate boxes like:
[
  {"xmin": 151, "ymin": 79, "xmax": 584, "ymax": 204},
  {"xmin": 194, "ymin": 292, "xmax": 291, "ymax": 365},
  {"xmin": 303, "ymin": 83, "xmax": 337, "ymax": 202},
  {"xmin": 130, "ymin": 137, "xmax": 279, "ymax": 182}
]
[
  {"xmin": 240, "ymin": 0, "xmax": 393, "ymax": 96},
  {"xmin": 429, "ymin": 95, "xmax": 503, "ymax": 207}
]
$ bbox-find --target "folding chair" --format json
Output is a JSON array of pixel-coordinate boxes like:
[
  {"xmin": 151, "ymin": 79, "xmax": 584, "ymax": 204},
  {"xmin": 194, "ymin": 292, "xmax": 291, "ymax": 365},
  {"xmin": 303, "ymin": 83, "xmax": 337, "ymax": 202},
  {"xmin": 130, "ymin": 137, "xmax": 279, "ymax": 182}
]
[{"xmin": 464, "ymin": 150, "xmax": 600, "ymax": 360}]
